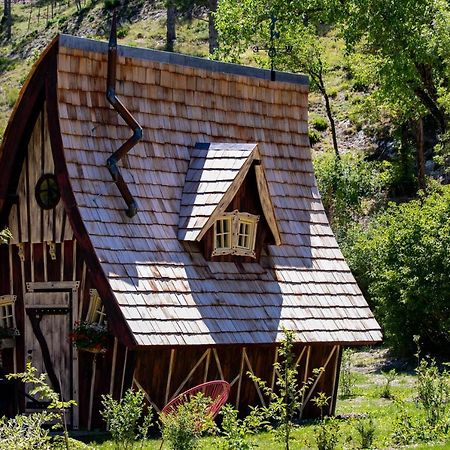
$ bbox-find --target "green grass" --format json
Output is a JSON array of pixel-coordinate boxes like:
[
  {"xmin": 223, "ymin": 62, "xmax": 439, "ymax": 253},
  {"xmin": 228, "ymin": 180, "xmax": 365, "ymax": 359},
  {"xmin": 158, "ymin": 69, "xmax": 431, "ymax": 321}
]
[{"xmin": 85, "ymin": 351, "xmax": 449, "ymax": 450}]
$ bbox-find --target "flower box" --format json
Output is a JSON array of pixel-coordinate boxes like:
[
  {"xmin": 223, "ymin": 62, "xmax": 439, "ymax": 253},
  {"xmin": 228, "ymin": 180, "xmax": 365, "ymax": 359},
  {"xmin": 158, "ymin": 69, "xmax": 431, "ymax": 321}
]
[{"xmin": 69, "ymin": 321, "xmax": 109, "ymax": 354}]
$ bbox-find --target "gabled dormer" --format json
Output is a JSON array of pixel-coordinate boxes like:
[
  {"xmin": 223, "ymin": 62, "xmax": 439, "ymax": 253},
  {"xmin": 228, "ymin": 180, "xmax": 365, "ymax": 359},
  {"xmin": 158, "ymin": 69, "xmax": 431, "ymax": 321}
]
[{"xmin": 178, "ymin": 143, "xmax": 281, "ymax": 262}]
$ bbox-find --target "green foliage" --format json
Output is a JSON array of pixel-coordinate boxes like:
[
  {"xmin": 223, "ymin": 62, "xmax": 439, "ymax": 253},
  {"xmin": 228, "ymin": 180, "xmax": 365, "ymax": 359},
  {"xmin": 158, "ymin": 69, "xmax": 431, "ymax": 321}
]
[
  {"xmin": 310, "ymin": 114, "xmax": 328, "ymax": 132},
  {"xmin": 3, "ymin": 362, "xmax": 76, "ymax": 450},
  {"xmin": 345, "ymin": 186, "xmax": 450, "ymax": 356},
  {"xmin": 313, "ymin": 151, "xmax": 394, "ymax": 237},
  {"xmin": 315, "ymin": 417, "xmax": 340, "ymax": 450},
  {"xmin": 248, "ymin": 330, "xmax": 322, "ymax": 450},
  {"xmin": 159, "ymin": 393, "xmax": 215, "ymax": 450},
  {"xmin": 0, "ymin": 228, "xmax": 12, "ymax": 244},
  {"xmin": 219, "ymin": 404, "xmax": 264, "ymax": 450},
  {"xmin": 339, "ymin": 348, "xmax": 355, "ymax": 399},
  {"xmin": 309, "ymin": 128, "xmax": 322, "ymax": 145},
  {"xmin": 380, "ymin": 369, "xmax": 397, "ymax": 399},
  {"xmin": 415, "ymin": 357, "xmax": 450, "ymax": 429},
  {"xmin": 101, "ymin": 389, "xmax": 153, "ymax": 450},
  {"xmin": 354, "ymin": 415, "xmax": 376, "ymax": 449},
  {"xmin": 104, "ymin": 0, "xmax": 120, "ymax": 10},
  {"xmin": 341, "ymin": 0, "xmax": 450, "ymax": 129}
]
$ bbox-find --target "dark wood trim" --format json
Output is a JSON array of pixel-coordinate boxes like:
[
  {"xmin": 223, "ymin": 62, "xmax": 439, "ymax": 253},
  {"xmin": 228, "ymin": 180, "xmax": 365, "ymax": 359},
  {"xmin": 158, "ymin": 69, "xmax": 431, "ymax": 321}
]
[
  {"xmin": 330, "ymin": 345, "xmax": 342, "ymax": 415},
  {"xmin": 0, "ymin": 38, "xmax": 59, "ymax": 225},
  {"xmin": 44, "ymin": 46, "xmax": 136, "ymax": 349}
]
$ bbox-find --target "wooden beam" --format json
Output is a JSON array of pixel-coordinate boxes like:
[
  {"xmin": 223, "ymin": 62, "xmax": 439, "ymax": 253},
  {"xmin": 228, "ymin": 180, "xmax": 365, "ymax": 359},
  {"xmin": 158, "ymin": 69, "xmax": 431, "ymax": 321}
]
[
  {"xmin": 132, "ymin": 376, "xmax": 160, "ymax": 412},
  {"xmin": 243, "ymin": 349, "xmax": 265, "ymax": 407},
  {"xmin": 212, "ymin": 348, "xmax": 224, "ymax": 380},
  {"xmin": 170, "ymin": 349, "xmax": 209, "ymax": 400},
  {"xmin": 203, "ymin": 349, "xmax": 211, "ymax": 383},
  {"xmin": 165, "ymin": 349, "xmax": 176, "ymax": 404},
  {"xmin": 120, "ymin": 348, "xmax": 128, "ymax": 399},
  {"xmin": 235, "ymin": 347, "xmax": 246, "ymax": 408},
  {"xmin": 301, "ymin": 346, "xmax": 337, "ymax": 416},
  {"xmin": 109, "ymin": 338, "xmax": 118, "ymax": 396},
  {"xmin": 87, "ymin": 355, "xmax": 97, "ymax": 431}
]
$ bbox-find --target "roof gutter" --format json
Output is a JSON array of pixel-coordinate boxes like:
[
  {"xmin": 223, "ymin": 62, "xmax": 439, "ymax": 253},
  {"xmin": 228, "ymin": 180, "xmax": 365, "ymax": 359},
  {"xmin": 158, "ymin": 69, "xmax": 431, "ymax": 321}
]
[{"xmin": 106, "ymin": 13, "xmax": 142, "ymax": 218}]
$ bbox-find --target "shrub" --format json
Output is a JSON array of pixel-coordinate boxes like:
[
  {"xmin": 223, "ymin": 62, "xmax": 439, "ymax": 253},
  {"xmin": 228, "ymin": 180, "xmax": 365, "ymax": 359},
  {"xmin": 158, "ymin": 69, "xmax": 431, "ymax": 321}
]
[
  {"xmin": 219, "ymin": 404, "xmax": 264, "ymax": 450},
  {"xmin": 380, "ymin": 369, "xmax": 397, "ymax": 399},
  {"xmin": 309, "ymin": 128, "xmax": 322, "ymax": 145},
  {"xmin": 315, "ymin": 417, "xmax": 340, "ymax": 450},
  {"xmin": 3, "ymin": 362, "xmax": 76, "ymax": 450},
  {"xmin": 310, "ymin": 114, "xmax": 328, "ymax": 131},
  {"xmin": 346, "ymin": 186, "xmax": 450, "ymax": 356},
  {"xmin": 248, "ymin": 330, "xmax": 322, "ymax": 450},
  {"xmin": 160, "ymin": 393, "xmax": 215, "ymax": 450},
  {"xmin": 101, "ymin": 389, "xmax": 153, "ymax": 450},
  {"xmin": 354, "ymin": 415, "xmax": 376, "ymax": 449},
  {"xmin": 339, "ymin": 348, "xmax": 355, "ymax": 398},
  {"xmin": 415, "ymin": 357, "xmax": 449, "ymax": 428}
]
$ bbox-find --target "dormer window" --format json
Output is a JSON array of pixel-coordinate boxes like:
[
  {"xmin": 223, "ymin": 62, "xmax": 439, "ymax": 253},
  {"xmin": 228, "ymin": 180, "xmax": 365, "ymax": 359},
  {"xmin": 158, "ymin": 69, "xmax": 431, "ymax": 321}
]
[{"xmin": 212, "ymin": 211, "xmax": 259, "ymax": 258}]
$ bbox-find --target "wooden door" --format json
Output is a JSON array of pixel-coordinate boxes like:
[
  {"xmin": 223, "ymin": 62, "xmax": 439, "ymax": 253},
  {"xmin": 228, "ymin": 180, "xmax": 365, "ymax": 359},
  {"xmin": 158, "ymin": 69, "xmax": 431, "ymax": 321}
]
[{"xmin": 24, "ymin": 291, "xmax": 73, "ymax": 414}]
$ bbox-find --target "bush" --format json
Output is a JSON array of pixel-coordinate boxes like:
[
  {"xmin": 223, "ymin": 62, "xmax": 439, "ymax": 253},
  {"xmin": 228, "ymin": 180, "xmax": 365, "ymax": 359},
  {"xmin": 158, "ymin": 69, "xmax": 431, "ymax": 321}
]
[
  {"xmin": 339, "ymin": 348, "xmax": 355, "ymax": 398},
  {"xmin": 315, "ymin": 417, "xmax": 340, "ymax": 450},
  {"xmin": 219, "ymin": 404, "xmax": 263, "ymax": 450},
  {"xmin": 354, "ymin": 415, "xmax": 376, "ymax": 449},
  {"xmin": 346, "ymin": 186, "xmax": 450, "ymax": 356},
  {"xmin": 101, "ymin": 389, "xmax": 153, "ymax": 450},
  {"xmin": 160, "ymin": 393, "xmax": 215, "ymax": 450},
  {"xmin": 310, "ymin": 114, "xmax": 328, "ymax": 131}
]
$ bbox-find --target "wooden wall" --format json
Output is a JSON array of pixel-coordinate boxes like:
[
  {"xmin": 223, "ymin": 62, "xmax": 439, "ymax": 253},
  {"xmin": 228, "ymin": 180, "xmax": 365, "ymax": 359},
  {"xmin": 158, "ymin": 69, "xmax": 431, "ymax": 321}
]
[
  {"xmin": 0, "ymin": 101, "xmax": 131, "ymax": 429},
  {"xmin": 133, "ymin": 343, "xmax": 341, "ymax": 419}
]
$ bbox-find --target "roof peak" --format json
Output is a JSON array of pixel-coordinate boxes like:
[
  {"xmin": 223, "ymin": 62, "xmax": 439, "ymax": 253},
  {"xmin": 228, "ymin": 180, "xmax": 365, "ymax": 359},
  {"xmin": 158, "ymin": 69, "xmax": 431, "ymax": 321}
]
[{"xmin": 58, "ymin": 34, "xmax": 309, "ymax": 86}]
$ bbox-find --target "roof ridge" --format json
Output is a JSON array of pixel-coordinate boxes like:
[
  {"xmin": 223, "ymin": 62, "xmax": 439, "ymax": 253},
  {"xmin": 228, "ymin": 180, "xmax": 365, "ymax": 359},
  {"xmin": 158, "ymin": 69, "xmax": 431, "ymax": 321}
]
[{"xmin": 58, "ymin": 33, "xmax": 309, "ymax": 86}]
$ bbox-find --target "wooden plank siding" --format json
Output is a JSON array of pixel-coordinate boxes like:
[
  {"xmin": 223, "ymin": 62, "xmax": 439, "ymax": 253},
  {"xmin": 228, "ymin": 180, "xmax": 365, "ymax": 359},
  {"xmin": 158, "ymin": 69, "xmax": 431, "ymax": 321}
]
[
  {"xmin": 0, "ymin": 94, "xmax": 130, "ymax": 429},
  {"xmin": 133, "ymin": 343, "xmax": 341, "ymax": 416}
]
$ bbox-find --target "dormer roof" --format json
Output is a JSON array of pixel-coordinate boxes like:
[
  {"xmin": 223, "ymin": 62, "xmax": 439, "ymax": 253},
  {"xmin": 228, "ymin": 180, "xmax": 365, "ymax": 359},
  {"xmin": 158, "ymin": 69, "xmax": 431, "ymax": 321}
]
[{"xmin": 178, "ymin": 142, "xmax": 281, "ymax": 245}]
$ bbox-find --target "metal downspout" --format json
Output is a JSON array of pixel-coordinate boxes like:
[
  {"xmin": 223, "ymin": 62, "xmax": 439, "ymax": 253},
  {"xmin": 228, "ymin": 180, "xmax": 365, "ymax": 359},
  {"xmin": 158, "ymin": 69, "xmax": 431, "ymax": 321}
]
[{"xmin": 106, "ymin": 13, "xmax": 142, "ymax": 218}]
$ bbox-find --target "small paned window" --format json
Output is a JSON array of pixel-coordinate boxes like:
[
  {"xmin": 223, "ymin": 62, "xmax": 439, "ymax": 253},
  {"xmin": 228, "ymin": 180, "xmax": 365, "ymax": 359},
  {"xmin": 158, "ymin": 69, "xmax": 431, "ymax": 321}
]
[
  {"xmin": 0, "ymin": 295, "xmax": 17, "ymax": 330},
  {"xmin": 35, "ymin": 174, "xmax": 60, "ymax": 210},
  {"xmin": 214, "ymin": 217, "xmax": 232, "ymax": 254},
  {"xmin": 212, "ymin": 211, "xmax": 259, "ymax": 258},
  {"xmin": 87, "ymin": 289, "xmax": 106, "ymax": 326}
]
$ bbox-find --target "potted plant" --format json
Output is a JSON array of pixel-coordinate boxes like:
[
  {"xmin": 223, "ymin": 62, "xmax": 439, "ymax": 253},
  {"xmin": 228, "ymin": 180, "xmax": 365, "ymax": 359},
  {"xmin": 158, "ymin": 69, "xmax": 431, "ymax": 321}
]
[
  {"xmin": 69, "ymin": 321, "xmax": 109, "ymax": 354},
  {"xmin": 0, "ymin": 326, "xmax": 19, "ymax": 349}
]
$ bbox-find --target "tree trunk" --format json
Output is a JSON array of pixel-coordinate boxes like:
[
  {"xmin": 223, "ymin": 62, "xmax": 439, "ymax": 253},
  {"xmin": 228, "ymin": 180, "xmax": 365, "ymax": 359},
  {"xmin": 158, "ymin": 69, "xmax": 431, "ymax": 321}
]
[
  {"xmin": 3, "ymin": 0, "xmax": 12, "ymax": 41},
  {"xmin": 208, "ymin": 0, "xmax": 218, "ymax": 54},
  {"xmin": 416, "ymin": 117, "xmax": 426, "ymax": 192},
  {"xmin": 322, "ymin": 88, "xmax": 340, "ymax": 159},
  {"xmin": 413, "ymin": 87, "xmax": 447, "ymax": 131},
  {"xmin": 166, "ymin": 0, "xmax": 176, "ymax": 53}
]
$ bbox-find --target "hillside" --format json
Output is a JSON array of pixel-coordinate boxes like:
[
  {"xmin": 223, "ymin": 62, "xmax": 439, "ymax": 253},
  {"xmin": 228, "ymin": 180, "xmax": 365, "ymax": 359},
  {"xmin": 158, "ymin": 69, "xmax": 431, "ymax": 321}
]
[{"xmin": 0, "ymin": 0, "xmax": 372, "ymax": 155}]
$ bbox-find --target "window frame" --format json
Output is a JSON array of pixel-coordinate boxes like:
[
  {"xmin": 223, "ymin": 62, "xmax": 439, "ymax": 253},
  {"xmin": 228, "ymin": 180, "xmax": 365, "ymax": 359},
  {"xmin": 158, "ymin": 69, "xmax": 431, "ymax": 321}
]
[
  {"xmin": 86, "ymin": 289, "xmax": 107, "ymax": 326},
  {"xmin": 212, "ymin": 210, "xmax": 259, "ymax": 258},
  {"xmin": 0, "ymin": 295, "xmax": 17, "ymax": 330}
]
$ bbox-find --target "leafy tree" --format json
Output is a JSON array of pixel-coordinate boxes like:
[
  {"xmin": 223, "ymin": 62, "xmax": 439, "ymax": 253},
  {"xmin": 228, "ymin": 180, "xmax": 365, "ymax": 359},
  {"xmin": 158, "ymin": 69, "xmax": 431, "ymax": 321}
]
[
  {"xmin": 341, "ymin": 0, "xmax": 450, "ymax": 161},
  {"xmin": 215, "ymin": 0, "xmax": 342, "ymax": 156},
  {"xmin": 345, "ymin": 186, "xmax": 450, "ymax": 356}
]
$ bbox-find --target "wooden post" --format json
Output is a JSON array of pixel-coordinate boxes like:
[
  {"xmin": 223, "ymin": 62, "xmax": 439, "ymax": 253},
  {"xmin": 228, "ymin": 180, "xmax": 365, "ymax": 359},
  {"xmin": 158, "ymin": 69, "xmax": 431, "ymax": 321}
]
[
  {"xmin": 109, "ymin": 338, "xmax": 118, "ymax": 396},
  {"xmin": 165, "ymin": 349, "xmax": 176, "ymax": 404},
  {"xmin": 236, "ymin": 347, "xmax": 246, "ymax": 408},
  {"xmin": 87, "ymin": 355, "xmax": 97, "ymax": 431},
  {"xmin": 120, "ymin": 347, "xmax": 128, "ymax": 398}
]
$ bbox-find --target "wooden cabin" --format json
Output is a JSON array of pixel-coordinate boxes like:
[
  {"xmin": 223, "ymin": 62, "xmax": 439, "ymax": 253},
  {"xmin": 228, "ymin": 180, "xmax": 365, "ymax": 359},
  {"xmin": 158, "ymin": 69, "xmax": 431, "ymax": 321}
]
[{"xmin": 0, "ymin": 33, "xmax": 381, "ymax": 429}]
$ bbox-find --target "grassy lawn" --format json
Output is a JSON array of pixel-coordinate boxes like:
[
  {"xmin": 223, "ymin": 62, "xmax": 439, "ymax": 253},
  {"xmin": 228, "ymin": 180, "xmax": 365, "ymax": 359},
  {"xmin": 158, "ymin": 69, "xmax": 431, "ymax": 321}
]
[{"xmin": 85, "ymin": 349, "xmax": 450, "ymax": 450}]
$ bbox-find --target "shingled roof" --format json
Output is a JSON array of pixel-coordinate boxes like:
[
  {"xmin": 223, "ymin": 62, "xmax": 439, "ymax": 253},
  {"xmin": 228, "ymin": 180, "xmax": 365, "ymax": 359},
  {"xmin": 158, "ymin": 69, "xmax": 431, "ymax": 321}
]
[{"xmin": 52, "ymin": 34, "xmax": 381, "ymax": 346}]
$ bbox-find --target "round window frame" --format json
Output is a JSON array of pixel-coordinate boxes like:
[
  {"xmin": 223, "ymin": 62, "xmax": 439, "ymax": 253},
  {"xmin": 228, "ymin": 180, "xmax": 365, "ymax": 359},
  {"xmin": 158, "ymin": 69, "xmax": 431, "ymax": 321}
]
[{"xmin": 35, "ymin": 173, "xmax": 61, "ymax": 210}]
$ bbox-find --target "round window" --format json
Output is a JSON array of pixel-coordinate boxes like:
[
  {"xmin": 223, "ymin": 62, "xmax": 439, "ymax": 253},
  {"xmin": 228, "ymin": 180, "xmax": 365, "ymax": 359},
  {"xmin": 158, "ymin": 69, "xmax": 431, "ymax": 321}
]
[{"xmin": 35, "ymin": 174, "xmax": 60, "ymax": 210}]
